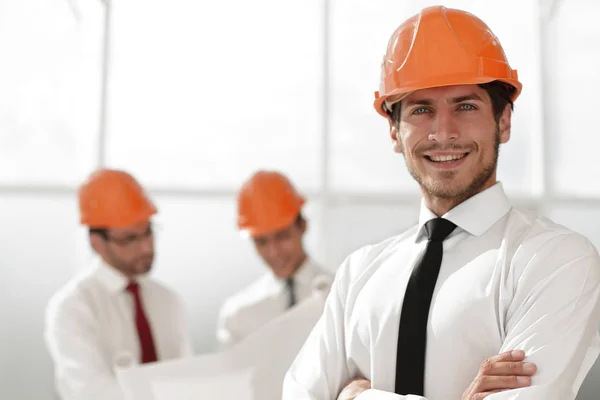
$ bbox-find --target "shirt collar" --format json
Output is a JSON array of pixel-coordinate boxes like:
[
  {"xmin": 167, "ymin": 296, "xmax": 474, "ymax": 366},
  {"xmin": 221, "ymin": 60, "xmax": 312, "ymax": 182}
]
[
  {"xmin": 416, "ymin": 182, "xmax": 512, "ymax": 242},
  {"xmin": 268, "ymin": 257, "xmax": 318, "ymax": 287},
  {"xmin": 91, "ymin": 257, "xmax": 149, "ymax": 294},
  {"xmin": 292, "ymin": 257, "xmax": 319, "ymax": 285}
]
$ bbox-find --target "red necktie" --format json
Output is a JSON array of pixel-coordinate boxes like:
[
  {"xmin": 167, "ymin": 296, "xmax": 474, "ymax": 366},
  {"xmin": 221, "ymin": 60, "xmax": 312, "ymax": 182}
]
[{"xmin": 126, "ymin": 281, "xmax": 158, "ymax": 363}]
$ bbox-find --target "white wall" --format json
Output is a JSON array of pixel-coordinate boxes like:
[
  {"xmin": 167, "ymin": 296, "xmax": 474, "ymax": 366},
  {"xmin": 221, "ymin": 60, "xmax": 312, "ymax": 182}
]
[{"xmin": 1, "ymin": 0, "xmax": 600, "ymax": 399}]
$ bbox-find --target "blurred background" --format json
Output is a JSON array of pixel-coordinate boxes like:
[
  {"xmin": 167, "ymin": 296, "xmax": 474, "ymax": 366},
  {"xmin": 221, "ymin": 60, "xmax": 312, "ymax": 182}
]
[{"xmin": 1, "ymin": 0, "xmax": 599, "ymax": 398}]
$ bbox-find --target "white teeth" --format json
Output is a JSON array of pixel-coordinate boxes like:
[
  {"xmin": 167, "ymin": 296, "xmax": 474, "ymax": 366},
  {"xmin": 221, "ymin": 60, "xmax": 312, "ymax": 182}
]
[{"xmin": 429, "ymin": 154, "xmax": 466, "ymax": 162}]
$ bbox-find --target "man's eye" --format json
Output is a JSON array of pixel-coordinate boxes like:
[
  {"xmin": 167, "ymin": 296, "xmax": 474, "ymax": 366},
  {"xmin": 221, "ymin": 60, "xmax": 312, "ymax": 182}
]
[
  {"xmin": 458, "ymin": 103, "xmax": 476, "ymax": 111},
  {"xmin": 413, "ymin": 107, "xmax": 430, "ymax": 114}
]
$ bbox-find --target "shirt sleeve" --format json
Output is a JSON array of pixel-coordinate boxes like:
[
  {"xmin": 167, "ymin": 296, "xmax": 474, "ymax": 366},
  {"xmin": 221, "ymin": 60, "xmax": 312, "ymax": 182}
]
[
  {"xmin": 282, "ymin": 252, "xmax": 360, "ymax": 400},
  {"xmin": 44, "ymin": 295, "xmax": 125, "ymax": 400},
  {"xmin": 487, "ymin": 233, "xmax": 600, "ymax": 399}
]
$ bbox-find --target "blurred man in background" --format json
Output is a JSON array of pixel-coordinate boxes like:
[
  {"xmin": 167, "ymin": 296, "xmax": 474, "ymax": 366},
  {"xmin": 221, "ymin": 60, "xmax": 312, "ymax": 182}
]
[
  {"xmin": 216, "ymin": 170, "xmax": 333, "ymax": 348},
  {"xmin": 44, "ymin": 168, "xmax": 192, "ymax": 400}
]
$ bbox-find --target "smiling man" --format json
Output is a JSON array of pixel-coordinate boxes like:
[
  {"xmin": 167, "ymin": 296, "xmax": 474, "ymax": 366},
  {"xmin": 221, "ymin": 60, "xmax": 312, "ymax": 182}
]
[
  {"xmin": 44, "ymin": 169, "xmax": 192, "ymax": 400},
  {"xmin": 216, "ymin": 170, "xmax": 333, "ymax": 348},
  {"xmin": 283, "ymin": 6, "xmax": 600, "ymax": 400}
]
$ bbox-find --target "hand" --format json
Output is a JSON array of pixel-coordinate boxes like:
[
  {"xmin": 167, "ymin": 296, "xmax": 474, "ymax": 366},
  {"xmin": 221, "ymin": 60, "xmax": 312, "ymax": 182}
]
[
  {"xmin": 337, "ymin": 377, "xmax": 371, "ymax": 400},
  {"xmin": 462, "ymin": 350, "xmax": 537, "ymax": 400}
]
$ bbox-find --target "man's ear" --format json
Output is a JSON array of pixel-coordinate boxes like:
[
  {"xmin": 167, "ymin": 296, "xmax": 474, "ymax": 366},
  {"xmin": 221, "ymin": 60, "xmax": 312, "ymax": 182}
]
[
  {"xmin": 298, "ymin": 217, "xmax": 307, "ymax": 235},
  {"xmin": 89, "ymin": 233, "xmax": 105, "ymax": 256},
  {"xmin": 498, "ymin": 103, "xmax": 512, "ymax": 144},
  {"xmin": 390, "ymin": 125, "xmax": 403, "ymax": 153}
]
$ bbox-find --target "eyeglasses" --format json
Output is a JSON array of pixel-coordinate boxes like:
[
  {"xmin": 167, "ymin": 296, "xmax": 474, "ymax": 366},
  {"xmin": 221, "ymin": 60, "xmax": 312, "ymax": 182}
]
[{"xmin": 104, "ymin": 224, "xmax": 155, "ymax": 248}]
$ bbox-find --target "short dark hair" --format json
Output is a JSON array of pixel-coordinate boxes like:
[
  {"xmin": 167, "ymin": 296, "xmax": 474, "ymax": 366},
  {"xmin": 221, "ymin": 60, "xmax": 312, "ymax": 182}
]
[
  {"xmin": 479, "ymin": 81, "xmax": 515, "ymax": 122},
  {"xmin": 89, "ymin": 228, "xmax": 108, "ymax": 239},
  {"xmin": 295, "ymin": 213, "xmax": 305, "ymax": 226},
  {"xmin": 391, "ymin": 81, "xmax": 515, "ymax": 127}
]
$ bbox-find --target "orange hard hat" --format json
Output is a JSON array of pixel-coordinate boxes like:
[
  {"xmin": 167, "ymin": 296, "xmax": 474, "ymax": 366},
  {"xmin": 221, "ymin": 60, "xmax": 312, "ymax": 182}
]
[
  {"xmin": 78, "ymin": 169, "xmax": 157, "ymax": 229},
  {"xmin": 237, "ymin": 170, "xmax": 305, "ymax": 238},
  {"xmin": 374, "ymin": 6, "xmax": 522, "ymax": 119}
]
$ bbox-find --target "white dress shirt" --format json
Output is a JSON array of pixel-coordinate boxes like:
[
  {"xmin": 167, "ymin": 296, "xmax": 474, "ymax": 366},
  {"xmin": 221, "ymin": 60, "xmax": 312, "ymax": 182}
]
[
  {"xmin": 283, "ymin": 183, "xmax": 600, "ymax": 400},
  {"xmin": 217, "ymin": 258, "xmax": 333, "ymax": 348},
  {"xmin": 44, "ymin": 258, "xmax": 193, "ymax": 400}
]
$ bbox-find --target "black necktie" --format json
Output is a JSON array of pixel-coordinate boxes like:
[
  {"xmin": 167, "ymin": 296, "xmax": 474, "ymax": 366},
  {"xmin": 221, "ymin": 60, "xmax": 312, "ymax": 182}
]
[
  {"xmin": 395, "ymin": 217, "xmax": 456, "ymax": 395},
  {"xmin": 286, "ymin": 277, "xmax": 296, "ymax": 309}
]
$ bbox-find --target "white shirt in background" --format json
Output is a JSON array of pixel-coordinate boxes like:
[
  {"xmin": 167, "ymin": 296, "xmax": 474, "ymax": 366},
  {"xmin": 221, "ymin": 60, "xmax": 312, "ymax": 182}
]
[
  {"xmin": 283, "ymin": 183, "xmax": 600, "ymax": 400},
  {"xmin": 216, "ymin": 258, "xmax": 333, "ymax": 349},
  {"xmin": 44, "ymin": 258, "xmax": 193, "ymax": 400}
]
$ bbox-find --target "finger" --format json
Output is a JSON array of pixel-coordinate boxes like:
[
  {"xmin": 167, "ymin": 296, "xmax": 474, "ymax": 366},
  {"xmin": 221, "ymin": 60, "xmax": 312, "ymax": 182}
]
[
  {"xmin": 489, "ymin": 350, "xmax": 526, "ymax": 363},
  {"xmin": 481, "ymin": 361, "xmax": 537, "ymax": 376},
  {"xmin": 472, "ymin": 389, "xmax": 502, "ymax": 400},
  {"xmin": 475, "ymin": 375, "xmax": 531, "ymax": 392},
  {"xmin": 341, "ymin": 377, "xmax": 368, "ymax": 387},
  {"xmin": 336, "ymin": 379, "xmax": 371, "ymax": 400},
  {"xmin": 479, "ymin": 351, "xmax": 528, "ymax": 376}
]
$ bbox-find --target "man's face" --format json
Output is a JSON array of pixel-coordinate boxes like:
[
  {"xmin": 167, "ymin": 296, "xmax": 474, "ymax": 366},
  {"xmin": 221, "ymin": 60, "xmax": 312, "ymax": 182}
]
[
  {"xmin": 252, "ymin": 219, "xmax": 307, "ymax": 279},
  {"xmin": 92, "ymin": 221, "xmax": 155, "ymax": 277},
  {"xmin": 390, "ymin": 84, "xmax": 511, "ymax": 202}
]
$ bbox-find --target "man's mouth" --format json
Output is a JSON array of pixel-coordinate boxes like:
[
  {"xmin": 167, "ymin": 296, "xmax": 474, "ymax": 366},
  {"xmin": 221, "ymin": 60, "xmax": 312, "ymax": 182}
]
[{"xmin": 424, "ymin": 153, "xmax": 469, "ymax": 163}]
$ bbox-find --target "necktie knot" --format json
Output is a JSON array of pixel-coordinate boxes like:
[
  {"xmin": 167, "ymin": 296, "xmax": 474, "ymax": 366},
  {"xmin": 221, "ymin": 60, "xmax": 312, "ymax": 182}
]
[
  {"xmin": 425, "ymin": 218, "xmax": 456, "ymax": 242},
  {"xmin": 126, "ymin": 281, "xmax": 140, "ymax": 295}
]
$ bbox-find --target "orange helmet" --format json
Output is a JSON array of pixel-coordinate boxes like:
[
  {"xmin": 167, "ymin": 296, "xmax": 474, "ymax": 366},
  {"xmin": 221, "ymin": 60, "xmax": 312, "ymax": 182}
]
[
  {"xmin": 374, "ymin": 6, "xmax": 522, "ymax": 119},
  {"xmin": 78, "ymin": 169, "xmax": 157, "ymax": 229},
  {"xmin": 237, "ymin": 170, "xmax": 305, "ymax": 238}
]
